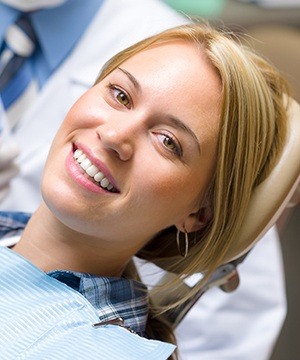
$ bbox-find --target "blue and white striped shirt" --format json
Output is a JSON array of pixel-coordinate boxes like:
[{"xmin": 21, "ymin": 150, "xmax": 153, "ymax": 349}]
[{"xmin": 0, "ymin": 211, "xmax": 148, "ymax": 335}]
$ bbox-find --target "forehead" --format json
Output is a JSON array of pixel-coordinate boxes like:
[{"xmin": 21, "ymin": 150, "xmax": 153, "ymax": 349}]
[
  {"xmin": 120, "ymin": 41, "xmax": 221, "ymax": 103},
  {"xmin": 119, "ymin": 41, "xmax": 222, "ymax": 142},
  {"xmin": 122, "ymin": 40, "xmax": 216, "ymax": 80}
]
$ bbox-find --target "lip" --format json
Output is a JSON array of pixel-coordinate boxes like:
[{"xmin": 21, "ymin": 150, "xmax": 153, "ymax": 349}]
[{"xmin": 66, "ymin": 143, "xmax": 120, "ymax": 194}]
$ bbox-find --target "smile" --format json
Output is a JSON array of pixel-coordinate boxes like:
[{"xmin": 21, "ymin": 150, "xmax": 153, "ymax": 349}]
[{"xmin": 73, "ymin": 149, "xmax": 118, "ymax": 193}]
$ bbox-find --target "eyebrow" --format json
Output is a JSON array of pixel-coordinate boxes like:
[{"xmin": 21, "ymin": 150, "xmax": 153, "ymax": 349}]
[
  {"xmin": 168, "ymin": 116, "xmax": 201, "ymax": 154},
  {"xmin": 118, "ymin": 67, "xmax": 201, "ymax": 154},
  {"xmin": 118, "ymin": 67, "xmax": 141, "ymax": 91}
]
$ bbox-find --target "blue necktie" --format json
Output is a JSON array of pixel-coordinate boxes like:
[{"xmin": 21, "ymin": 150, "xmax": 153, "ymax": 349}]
[{"xmin": 0, "ymin": 15, "xmax": 37, "ymax": 129}]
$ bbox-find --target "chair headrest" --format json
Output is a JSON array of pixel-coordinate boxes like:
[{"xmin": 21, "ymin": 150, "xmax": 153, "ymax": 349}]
[{"xmin": 225, "ymin": 98, "xmax": 300, "ymax": 263}]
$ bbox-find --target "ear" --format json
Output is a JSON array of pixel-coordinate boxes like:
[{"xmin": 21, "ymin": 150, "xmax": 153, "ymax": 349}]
[{"xmin": 176, "ymin": 206, "xmax": 213, "ymax": 233}]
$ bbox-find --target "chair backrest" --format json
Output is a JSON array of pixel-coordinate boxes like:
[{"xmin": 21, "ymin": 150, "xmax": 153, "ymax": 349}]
[
  {"xmin": 151, "ymin": 98, "xmax": 300, "ymax": 328},
  {"xmin": 224, "ymin": 97, "xmax": 300, "ymax": 262}
]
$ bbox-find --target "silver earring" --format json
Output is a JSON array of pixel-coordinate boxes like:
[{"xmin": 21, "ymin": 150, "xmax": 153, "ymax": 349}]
[{"xmin": 176, "ymin": 229, "xmax": 189, "ymax": 258}]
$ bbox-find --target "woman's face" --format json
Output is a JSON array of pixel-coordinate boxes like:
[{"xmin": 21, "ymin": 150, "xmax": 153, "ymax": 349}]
[{"xmin": 42, "ymin": 41, "xmax": 222, "ymax": 250}]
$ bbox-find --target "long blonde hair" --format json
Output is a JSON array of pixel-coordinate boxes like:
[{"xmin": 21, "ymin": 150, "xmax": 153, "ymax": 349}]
[{"xmin": 95, "ymin": 23, "xmax": 288, "ymax": 354}]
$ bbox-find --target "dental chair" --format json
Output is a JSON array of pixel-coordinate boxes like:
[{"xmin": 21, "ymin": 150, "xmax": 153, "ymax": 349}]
[{"xmin": 151, "ymin": 98, "xmax": 300, "ymax": 328}]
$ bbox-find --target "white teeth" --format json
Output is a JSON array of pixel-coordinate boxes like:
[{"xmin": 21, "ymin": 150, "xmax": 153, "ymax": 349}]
[
  {"xmin": 73, "ymin": 149, "xmax": 116, "ymax": 192},
  {"xmin": 100, "ymin": 177, "xmax": 110, "ymax": 188},
  {"xmin": 94, "ymin": 171, "xmax": 105, "ymax": 182},
  {"xmin": 86, "ymin": 165, "xmax": 99, "ymax": 177},
  {"xmin": 80, "ymin": 158, "xmax": 92, "ymax": 170},
  {"xmin": 77, "ymin": 154, "xmax": 86, "ymax": 163},
  {"xmin": 74, "ymin": 149, "xmax": 83, "ymax": 159}
]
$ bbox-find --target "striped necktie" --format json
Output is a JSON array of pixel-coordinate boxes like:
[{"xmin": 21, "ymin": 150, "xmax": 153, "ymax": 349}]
[{"xmin": 0, "ymin": 15, "xmax": 38, "ymax": 129}]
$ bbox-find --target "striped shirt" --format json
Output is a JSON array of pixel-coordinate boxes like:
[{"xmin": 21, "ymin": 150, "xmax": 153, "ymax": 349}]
[{"xmin": 0, "ymin": 211, "xmax": 148, "ymax": 335}]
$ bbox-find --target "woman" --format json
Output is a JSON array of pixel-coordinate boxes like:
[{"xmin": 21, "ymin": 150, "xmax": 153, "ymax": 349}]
[{"xmin": 0, "ymin": 23, "xmax": 288, "ymax": 359}]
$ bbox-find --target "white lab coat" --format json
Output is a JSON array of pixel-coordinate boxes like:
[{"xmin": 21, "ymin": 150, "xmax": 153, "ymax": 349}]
[{"xmin": 0, "ymin": 0, "xmax": 286, "ymax": 358}]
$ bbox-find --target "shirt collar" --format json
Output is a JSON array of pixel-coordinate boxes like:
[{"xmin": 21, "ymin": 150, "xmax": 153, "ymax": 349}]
[
  {"xmin": 0, "ymin": 0, "xmax": 104, "ymax": 71},
  {"xmin": 48, "ymin": 270, "xmax": 149, "ymax": 335},
  {"xmin": 0, "ymin": 4, "xmax": 18, "ymax": 37}
]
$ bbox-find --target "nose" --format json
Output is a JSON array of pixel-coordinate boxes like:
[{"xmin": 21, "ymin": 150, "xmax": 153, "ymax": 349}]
[{"xmin": 96, "ymin": 120, "xmax": 136, "ymax": 161}]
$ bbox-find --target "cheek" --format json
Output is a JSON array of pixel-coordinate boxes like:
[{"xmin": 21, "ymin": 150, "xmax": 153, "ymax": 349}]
[
  {"xmin": 61, "ymin": 90, "xmax": 103, "ymax": 129},
  {"xmin": 41, "ymin": 134, "xmax": 72, "ymax": 198},
  {"xmin": 150, "ymin": 157, "xmax": 216, "ymax": 214},
  {"xmin": 41, "ymin": 153, "xmax": 64, "ymax": 203},
  {"xmin": 135, "ymin": 166, "xmax": 202, "ymax": 215},
  {"xmin": 62, "ymin": 108, "xmax": 86, "ymax": 130}
]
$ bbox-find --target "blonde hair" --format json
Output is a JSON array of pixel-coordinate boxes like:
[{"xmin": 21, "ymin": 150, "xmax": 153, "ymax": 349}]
[{"xmin": 95, "ymin": 23, "xmax": 288, "ymax": 355}]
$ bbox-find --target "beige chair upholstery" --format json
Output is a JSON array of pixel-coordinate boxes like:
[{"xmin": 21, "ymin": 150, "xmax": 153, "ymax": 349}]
[
  {"xmin": 225, "ymin": 98, "xmax": 300, "ymax": 262},
  {"xmin": 151, "ymin": 98, "xmax": 300, "ymax": 328}
]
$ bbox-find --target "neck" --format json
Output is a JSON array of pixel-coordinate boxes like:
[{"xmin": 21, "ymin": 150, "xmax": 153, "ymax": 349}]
[{"xmin": 13, "ymin": 203, "xmax": 133, "ymax": 277}]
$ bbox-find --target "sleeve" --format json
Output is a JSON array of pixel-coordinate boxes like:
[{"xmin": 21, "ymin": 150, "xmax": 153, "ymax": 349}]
[{"xmin": 0, "ymin": 211, "xmax": 30, "ymax": 239}]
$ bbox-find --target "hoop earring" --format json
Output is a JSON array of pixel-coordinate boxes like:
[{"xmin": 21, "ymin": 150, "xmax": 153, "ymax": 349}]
[{"xmin": 176, "ymin": 229, "xmax": 189, "ymax": 258}]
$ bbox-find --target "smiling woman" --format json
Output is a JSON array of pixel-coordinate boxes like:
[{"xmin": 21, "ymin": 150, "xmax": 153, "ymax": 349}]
[
  {"xmin": 5, "ymin": 22, "xmax": 289, "ymax": 359},
  {"xmin": 95, "ymin": 23, "xmax": 288, "ymax": 270}
]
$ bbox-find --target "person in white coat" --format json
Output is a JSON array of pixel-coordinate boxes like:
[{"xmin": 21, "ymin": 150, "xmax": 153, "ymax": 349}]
[{"xmin": 0, "ymin": 1, "xmax": 287, "ymax": 359}]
